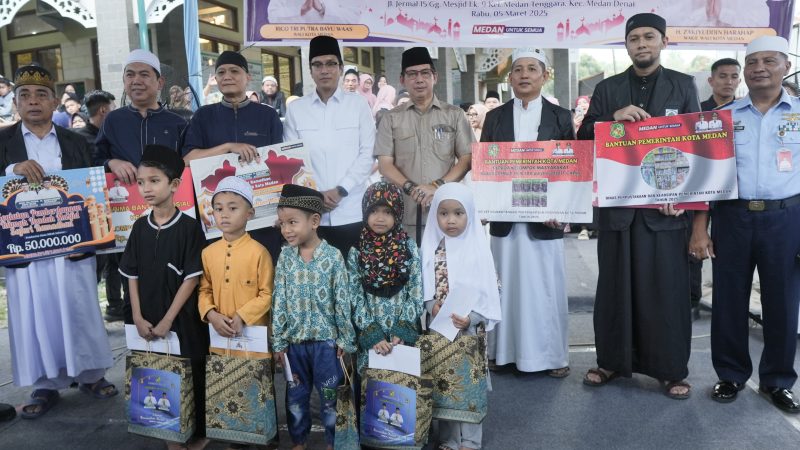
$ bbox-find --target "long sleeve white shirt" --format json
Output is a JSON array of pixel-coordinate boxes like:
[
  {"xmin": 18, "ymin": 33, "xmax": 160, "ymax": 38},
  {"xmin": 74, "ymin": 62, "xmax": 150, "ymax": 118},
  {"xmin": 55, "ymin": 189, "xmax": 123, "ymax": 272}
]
[{"xmin": 284, "ymin": 87, "xmax": 376, "ymax": 226}]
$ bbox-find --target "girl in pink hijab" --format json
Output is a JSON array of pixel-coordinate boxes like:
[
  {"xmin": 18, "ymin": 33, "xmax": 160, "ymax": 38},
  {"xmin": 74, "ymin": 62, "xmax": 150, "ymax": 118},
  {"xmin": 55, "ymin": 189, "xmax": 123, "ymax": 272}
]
[
  {"xmin": 359, "ymin": 73, "xmax": 377, "ymax": 108},
  {"xmin": 372, "ymin": 85, "xmax": 396, "ymax": 116}
]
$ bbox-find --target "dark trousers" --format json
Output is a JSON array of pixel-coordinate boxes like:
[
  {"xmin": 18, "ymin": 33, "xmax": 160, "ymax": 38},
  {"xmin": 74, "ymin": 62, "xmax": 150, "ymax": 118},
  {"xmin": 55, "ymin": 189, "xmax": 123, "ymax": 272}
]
[
  {"xmin": 686, "ymin": 211, "xmax": 703, "ymax": 306},
  {"xmin": 711, "ymin": 202, "xmax": 800, "ymax": 388},
  {"xmin": 318, "ymin": 222, "xmax": 363, "ymax": 258},
  {"xmin": 96, "ymin": 253, "xmax": 124, "ymax": 308},
  {"xmin": 690, "ymin": 259, "xmax": 703, "ymax": 307},
  {"xmin": 594, "ymin": 210, "xmax": 691, "ymax": 380}
]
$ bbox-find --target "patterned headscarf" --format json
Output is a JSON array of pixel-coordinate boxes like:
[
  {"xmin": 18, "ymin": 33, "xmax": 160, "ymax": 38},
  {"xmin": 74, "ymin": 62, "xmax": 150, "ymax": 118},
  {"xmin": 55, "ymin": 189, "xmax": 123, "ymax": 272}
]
[{"xmin": 357, "ymin": 182, "xmax": 411, "ymax": 297}]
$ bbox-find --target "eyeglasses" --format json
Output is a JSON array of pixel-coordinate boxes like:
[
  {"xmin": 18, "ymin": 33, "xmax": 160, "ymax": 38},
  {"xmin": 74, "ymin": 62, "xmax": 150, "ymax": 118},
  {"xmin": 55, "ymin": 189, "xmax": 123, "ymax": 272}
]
[
  {"xmin": 403, "ymin": 69, "xmax": 435, "ymax": 80},
  {"xmin": 311, "ymin": 61, "xmax": 340, "ymax": 70},
  {"xmin": 466, "ymin": 113, "xmax": 479, "ymax": 117}
]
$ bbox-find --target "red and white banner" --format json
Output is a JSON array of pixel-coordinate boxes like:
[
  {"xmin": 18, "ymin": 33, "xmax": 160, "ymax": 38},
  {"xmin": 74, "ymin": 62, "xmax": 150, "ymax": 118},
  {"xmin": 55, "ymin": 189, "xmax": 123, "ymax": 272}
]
[
  {"xmin": 595, "ymin": 111, "xmax": 738, "ymax": 207},
  {"xmin": 471, "ymin": 140, "xmax": 594, "ymax": 223}
]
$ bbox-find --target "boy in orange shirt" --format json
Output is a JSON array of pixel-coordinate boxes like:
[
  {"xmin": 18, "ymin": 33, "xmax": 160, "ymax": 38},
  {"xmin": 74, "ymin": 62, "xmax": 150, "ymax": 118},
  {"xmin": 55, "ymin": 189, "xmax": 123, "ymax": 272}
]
[{"xmin": 199, "ymin": 176, "xmax": 273, "ymax": 358}]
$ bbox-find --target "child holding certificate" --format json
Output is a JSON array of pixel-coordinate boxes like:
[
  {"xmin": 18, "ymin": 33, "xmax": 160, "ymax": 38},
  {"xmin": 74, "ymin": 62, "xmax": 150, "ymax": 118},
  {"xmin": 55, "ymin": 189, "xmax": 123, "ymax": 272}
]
[
  {"xmin": 349, "ymin": 181, "xmax": 423, "ymax": 375},
  {"xmin": 119, "ymin": 145, "xmax": 209, "ymax": 449},
  {"xmin": 420, "ymin": 183, "xmax": 501, "ymax": 450},
  {"xmin": 198, "ymin": 176, "xmax": 273, "ymax": 356}
]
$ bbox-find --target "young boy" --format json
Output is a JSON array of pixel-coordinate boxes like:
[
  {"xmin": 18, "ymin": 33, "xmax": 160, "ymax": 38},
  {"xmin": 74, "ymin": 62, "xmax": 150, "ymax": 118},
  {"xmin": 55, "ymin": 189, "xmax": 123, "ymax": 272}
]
[
  {"xmin": 272, "ymin": 184, "xmax": 356, "ymax": 450},
  {"xmin": 198, "ymin": 176, "xmax": 273, "ymax": 356},
  {"xmin": 119, "ymin": 144, "xmax": 208, "ymax": 450}
]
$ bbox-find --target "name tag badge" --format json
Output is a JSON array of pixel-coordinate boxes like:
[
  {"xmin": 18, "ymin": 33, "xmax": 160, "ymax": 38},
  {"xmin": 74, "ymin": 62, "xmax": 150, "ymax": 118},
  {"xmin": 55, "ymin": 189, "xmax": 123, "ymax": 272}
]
[
  {"xmin": 778, "ymin": 148, "xmax": 793, "ymax": 172},
  {"xmin": 665, "ymin": 109, "xmax": 678, "ymax": 116}
]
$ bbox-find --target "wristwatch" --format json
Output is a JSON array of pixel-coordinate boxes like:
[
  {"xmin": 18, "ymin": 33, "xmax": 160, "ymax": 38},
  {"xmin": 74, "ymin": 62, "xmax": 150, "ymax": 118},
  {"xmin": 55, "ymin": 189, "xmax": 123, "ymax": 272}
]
[
  {"xmin": 403, "ymin": 180, "xmax": 417, "ymax": 195},
  {"xmin": 336, "ymin": 185, "xmax": 348, "ymax": 197}
]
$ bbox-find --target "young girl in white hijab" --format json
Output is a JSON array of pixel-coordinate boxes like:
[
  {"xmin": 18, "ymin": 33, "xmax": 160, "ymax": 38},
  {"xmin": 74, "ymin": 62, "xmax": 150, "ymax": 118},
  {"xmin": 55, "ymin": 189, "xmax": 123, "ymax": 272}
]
[{"xmin": 421, "ymin": 183, "xmax": 501, "ymax": 450}]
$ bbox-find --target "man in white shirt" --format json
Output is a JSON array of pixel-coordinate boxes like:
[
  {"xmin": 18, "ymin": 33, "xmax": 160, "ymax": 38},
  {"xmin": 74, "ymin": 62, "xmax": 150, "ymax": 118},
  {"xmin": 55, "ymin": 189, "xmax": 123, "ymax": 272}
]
[
  {"xmin": 36, "ymin": 177, "xmax": 62, "ymax": 205},
  {"xmin": 695, "ymin": 113, "xmax": 709, "ymax": 133},
  {"xmin": 143, "ymin": 390, "xmax": 156, "ymax": 409},
  {"xmin": 14, "ymin": 181, "xmax": 37, "ymax": 208},
  {"xmin": 108, "ymin": 178, "xmax": 130, "ymax": 203},
  {"xmin": 377, "ymin": 403, "xmax": 390, "ymax": 422},
  {"xmin": 389, "ymin": 407, "xmax": 403, "ymax": 427},
  {"xmin": 157, "ymin": 392, "xmax": 171, "ymax": 411},
  {"xmin": 708, "ymin": 111, "xmax": 723, "ymax": 131},
  {"xmin": 284, "ymin": 35, "xmax": 375, "ymax": 256}
]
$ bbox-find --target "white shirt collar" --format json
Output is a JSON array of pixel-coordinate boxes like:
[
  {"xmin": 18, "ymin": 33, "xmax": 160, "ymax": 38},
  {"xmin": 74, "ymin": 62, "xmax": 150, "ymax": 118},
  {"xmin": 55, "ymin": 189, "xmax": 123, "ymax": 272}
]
[
  {"xmin": 513, "ymin": 95, "xmax": 543, "ymax": 111},
  {"xmin": 311, "ymin": 87, "xmax": 343, "ymax": 105},
  {"xmin": 21, "ymin": 122, "xmax": 56, "ymax": 138}
]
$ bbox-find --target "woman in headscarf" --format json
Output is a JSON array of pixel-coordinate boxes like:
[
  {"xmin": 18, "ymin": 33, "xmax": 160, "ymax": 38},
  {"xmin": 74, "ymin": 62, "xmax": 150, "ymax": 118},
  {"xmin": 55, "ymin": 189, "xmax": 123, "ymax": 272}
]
[
  {"xmin": 358, "ymin": 73, "xmax": 377, "ymax": 109},
  {"xmin": 466, "ymin": 103, "xmax": 489, "ymax": 141}
]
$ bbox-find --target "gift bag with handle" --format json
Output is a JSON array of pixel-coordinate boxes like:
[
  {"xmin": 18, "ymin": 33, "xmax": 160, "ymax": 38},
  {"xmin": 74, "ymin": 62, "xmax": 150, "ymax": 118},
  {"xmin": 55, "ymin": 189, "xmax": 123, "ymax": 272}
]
[
  {"xmin": 126, "ymin": 346, "xmax": 195, "ymax": 443},
  {"xmin": 205, "ymin": 339, "xmax": 277, "ymax": 445},
  {"xmin": 359, "ymin": 368, "xmax": 433, "ymax": 450},
  {"xmin": 334, "ymin": 356, "xmax": 360, "ymax": 450},
  {"xmin": 417, "ymin": 331, "xmax": 488, "ymax": 423}
]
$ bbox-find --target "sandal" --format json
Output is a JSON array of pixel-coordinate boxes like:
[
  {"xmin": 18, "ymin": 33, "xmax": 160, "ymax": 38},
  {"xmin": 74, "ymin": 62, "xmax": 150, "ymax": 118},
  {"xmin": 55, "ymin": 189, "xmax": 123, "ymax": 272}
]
[
  {"xmin": 665, "ymin": 380, "xmax": 691, "ymax": 400},
  {"xmin": 583, "ymin": 368, "xmax": 619, "ymax": 387},
  {"xmin": 79, "ymin": 377, "xmax": 118, "ymax": 399},
  {"xmin": 547, "ymin": 366, "xmax": 571, "ymax": 378},
  {"xmin": 20, "ymin": 389, "xmax": 59, "ymax": 419}
]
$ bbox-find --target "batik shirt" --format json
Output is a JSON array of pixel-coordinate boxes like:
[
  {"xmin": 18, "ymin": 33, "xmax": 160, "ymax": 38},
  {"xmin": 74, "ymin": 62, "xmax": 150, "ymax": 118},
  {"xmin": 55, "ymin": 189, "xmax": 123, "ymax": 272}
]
[
  {"xmin": 272, "ymin": 239, "xmax": 356, "ymax": 353},
  {"xmin": 348, "ymin": 237, "xmax": 424, "ymax": 374}
]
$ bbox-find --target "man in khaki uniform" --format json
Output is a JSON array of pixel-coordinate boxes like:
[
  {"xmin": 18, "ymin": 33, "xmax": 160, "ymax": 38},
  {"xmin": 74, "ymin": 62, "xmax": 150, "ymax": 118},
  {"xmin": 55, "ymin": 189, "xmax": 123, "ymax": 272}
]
[{"xmin": 374, "ymin": 47, "xmax": 473, "ymax": 241}]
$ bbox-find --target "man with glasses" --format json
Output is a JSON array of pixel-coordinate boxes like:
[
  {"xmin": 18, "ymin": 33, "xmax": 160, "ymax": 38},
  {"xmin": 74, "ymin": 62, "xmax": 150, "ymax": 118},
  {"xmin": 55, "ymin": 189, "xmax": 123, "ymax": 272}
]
[
  {"xmin": 283, "ymin": 35, "xmax": 375, "ymax": 256},
  {"xmin": 374, "ymin": 47, "xmax": 473, "ymax": 240}
]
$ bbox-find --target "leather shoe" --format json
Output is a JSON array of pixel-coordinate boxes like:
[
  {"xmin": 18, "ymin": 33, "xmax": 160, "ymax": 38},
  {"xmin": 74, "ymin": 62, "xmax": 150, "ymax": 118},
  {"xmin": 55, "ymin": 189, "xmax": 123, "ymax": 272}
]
[
  {"xmin": 711, "ymin": 380, "xmax": 744, "ymax": 403},
  {"xmin": 760, "ymin": 386, "xmax": 800, "ymax": 414}
]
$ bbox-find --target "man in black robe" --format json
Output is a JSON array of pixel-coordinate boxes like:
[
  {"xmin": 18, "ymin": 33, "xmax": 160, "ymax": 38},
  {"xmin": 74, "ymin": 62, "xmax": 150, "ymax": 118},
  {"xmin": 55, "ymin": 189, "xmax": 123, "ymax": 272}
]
[{"xmin": 577, "ymin": 13, "xmax": 701, "ymax": 398}]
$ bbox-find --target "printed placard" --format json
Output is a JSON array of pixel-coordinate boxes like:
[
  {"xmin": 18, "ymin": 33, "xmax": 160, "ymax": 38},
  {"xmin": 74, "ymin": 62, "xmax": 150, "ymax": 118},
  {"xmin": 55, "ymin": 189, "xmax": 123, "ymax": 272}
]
[
  {"xmin": 595, "ymin": 111, "xmax": 738, "ymax": 207},
  {"xmin": 471, "ymin": 141, "xmax": 593, "ymax": 223},
  {"xmin": 189, "ymin": 140, "xmax": 315, "ymax": 240},
  {"xmin": 0, "ymin": 167, "xmax": 115, "ymax": 265},
  {"xmin": 101, "ymin": 168, "xmax": 196, "ymax": 253}
]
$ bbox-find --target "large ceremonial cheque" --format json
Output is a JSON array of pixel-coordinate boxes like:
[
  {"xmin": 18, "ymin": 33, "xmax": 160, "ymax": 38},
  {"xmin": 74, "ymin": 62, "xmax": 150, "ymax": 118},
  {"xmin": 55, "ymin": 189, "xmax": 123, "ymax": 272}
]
[
  {"xmin": 190, "ymin": 140, "xmax": 315, "ymax": 240},
  {"xmin": 595, "ymin": 110, "xmax": 738, "ymax": 207},
  {"xmin": 100, "ymin": 168, "xmax": 196, "ymax": 253},
  {"xmin": 0, "ymin": 167, "xmax": 115, "ymax": 265},
  {"xmin": 244, "ymin": 0, "xmax": 793, "ymax": 48},
  {"xmin": 471, "ymin": 140, "xmax": 593, "ymax": 223}
]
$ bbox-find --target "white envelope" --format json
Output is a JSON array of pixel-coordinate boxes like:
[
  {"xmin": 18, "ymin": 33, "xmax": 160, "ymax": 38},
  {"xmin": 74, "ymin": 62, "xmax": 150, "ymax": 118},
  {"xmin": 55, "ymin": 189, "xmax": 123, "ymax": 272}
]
[
  {"xmin": 283, "ymin": 352, "xmax": 295, "ymax": 385},
  {"xmin": 208, "ymin": 324, "xmax": 269, "ymax": 353},
  {"xmin": 368, "ymin": 344, "xmax": 421, "ymax": 377},
  {"xmin": 124, "ymin": 324, "xmax": 182, "ymax": 355},
  {"xmin": 428, "ymin": 286, "xmax": 475, "ymax": 342}
]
